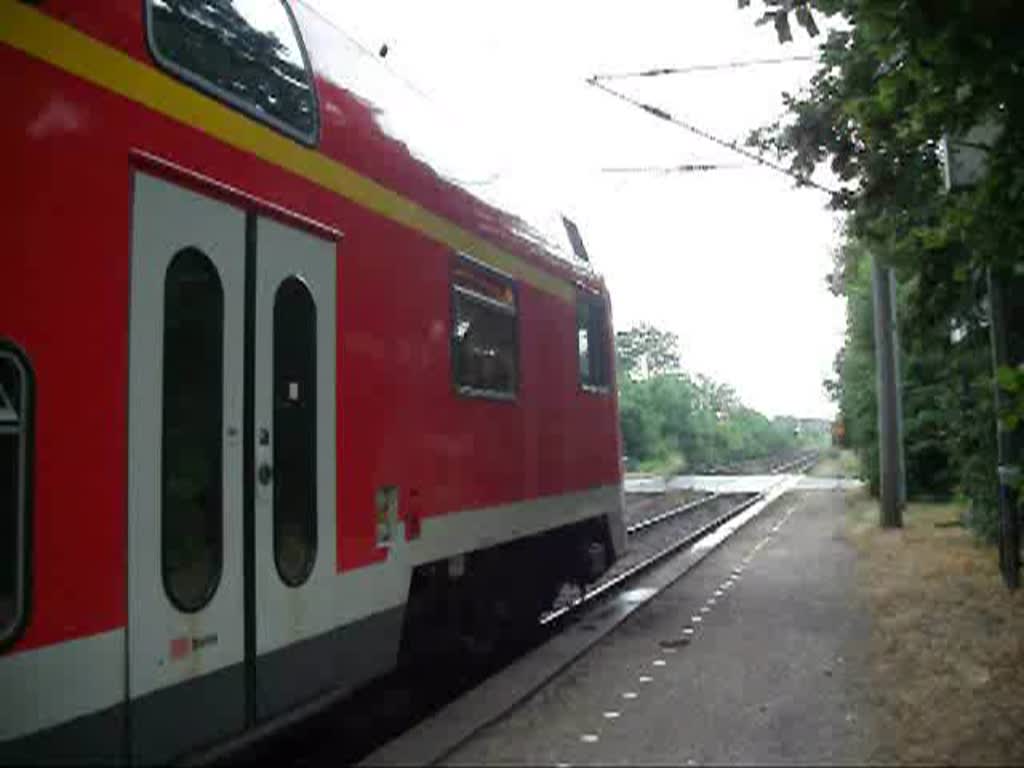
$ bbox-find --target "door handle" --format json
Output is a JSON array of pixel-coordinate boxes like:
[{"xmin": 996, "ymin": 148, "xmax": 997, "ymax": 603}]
[{"xmin": 258, "ymin": 463, "xmax": 273, "ymax": 486}]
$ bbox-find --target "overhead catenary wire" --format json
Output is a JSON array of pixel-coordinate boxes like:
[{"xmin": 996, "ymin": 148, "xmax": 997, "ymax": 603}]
[
  {"xmin": 591, "ymin": 55, "xmax": 816, "ymax": 82},
  {"xmin": 601, "ymin": 162, "xmax": 747, "ymax": 174},
  {"xmin": 586, "ymin": 78, "xmax": 840, "ymax": 197}
]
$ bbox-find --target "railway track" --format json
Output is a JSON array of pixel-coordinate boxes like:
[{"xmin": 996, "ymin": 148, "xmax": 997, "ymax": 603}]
[
  {"xmin": 626, "ymin": 492, "xmax": 720, "ymax": 535},
  {"xmin": 212, "ymin": 451, "xmax": 820, "ymax": 767},
  {"xmin": 684, "ymin": 448, "xmax": 819, "ymax": 477},
  {"xmin": 543, "ymin": 450, "xmax": 819, "ymax": 628},
  {"xmin": 623, "ymin": 450, "xmax": 818, "ymax": 534},
  {"xmin": 357, "ymin": 450, "xmax": 820, "ymax": 766}
]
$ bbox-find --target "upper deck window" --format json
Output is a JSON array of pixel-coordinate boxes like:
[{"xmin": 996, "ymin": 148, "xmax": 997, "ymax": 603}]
[{"xmin": 147, "ymin": 0, "xmax": 318, "ymax": 143}]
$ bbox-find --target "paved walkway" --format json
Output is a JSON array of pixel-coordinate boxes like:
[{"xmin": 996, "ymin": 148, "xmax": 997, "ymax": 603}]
[{"xmin": 445, "ymin": 489, "xmax": 873, "ymax": 766}]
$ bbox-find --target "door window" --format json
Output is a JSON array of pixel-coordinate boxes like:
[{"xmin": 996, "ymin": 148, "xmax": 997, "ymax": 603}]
[
  {"xmin": 162, "ymin": 248, "xmax": 225, "ymax": 612},
  {"xmin": 273, "ymin": 277, "xmax": 317, "ymax": 587}
]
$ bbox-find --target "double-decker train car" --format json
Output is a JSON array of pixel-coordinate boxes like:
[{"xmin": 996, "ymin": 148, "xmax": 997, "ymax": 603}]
[{"xmin": 0, "ymin": 1, "xmax": 625, "ymax": 763}]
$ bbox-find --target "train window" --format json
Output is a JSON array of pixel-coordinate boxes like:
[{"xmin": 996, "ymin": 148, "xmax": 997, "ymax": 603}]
[
  {"xmin": 0, "ymin": 343, "xmax": 32, "ymax": 649},
  {"xmin": 577, "ymin": 293, "xmax": 610, "ymax": 390},
  {"xmin": 162, "ymin": 249, "xmax": 224, "ymax": 613},
  {"xmin": 273, "ymin": 277, "xmax": 317, "ymax": 587},
  {"xmin": 147, "ymin": 0, "xmax": 318, "ymax": 143},
  {"xmin": 451, "ymin": 259, "xmax": 518, "ymax": 398}
]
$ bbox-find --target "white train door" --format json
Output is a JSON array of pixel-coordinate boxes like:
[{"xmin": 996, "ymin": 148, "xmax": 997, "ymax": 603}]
[
  {"xmin": 128, "ymin": 173, "xmax": 338, "ymax": 760},
  {"xmin": 251, "ymin": 216, "xmax": 337, "ymax": 719},
  {"xmin": 128, "ymin": 173, "xmax": 247, "ymax": 763}
]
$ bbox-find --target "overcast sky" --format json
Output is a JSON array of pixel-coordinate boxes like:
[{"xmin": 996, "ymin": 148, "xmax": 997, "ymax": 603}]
[{"xmin": 313, "ymin": 0, "xmax": 845, "ymax": 420}]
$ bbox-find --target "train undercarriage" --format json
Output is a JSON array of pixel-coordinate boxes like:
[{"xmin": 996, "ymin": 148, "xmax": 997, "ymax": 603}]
[{"xmin": 400, "ymin": 517, "xmax": 615, "ymax": 663}]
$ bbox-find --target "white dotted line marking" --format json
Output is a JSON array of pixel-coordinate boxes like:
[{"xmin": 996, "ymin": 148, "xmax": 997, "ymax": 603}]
[{"xmin": 565, "ymin": 505, "xmax": 805, "ymax": 760}]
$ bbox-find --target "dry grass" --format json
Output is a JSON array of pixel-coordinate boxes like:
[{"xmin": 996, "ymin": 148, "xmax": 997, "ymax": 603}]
[{"xmin": 845, "ymin": 491, "xmax": 1024, "ymax": 765}]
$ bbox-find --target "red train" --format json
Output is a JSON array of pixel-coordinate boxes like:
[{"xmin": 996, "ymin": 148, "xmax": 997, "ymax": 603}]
[{"xmin": 0, "ymin": 1, "xmax": 625, "ymax": 762}]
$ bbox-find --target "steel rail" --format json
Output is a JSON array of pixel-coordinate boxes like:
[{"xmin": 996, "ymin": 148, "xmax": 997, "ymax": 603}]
[
  {"xmin": 626, "ymin": 492, "xmax": 721, "ymax": 536},
  {"xmin": 625, "ymin": 451, "xmax": 818, "ymax": 536},
  {"xmin": 542, "ymin": 494, "xmax": 763, "ymax": 627},
  {"xmin": 543, "ymin": 451, "xmax": 820, "ymax": 628},
  {"xmin": 770, "ymin": 451, "xmax": 819, "ymax": 474}
]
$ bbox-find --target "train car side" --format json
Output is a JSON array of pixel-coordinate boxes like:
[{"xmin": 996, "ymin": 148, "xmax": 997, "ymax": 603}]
[{"xmin": 0, "ymin": 2, "xmax": 625, "ymax": 763}]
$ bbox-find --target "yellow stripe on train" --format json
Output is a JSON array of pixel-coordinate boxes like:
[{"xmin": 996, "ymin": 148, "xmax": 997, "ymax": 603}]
[{"xmin": 0, "ymin": 3, "xmax": 575, "ymax": 303}]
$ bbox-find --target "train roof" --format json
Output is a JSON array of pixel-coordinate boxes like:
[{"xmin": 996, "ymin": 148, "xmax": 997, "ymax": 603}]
[{"xmin": 292, "ymin": 1, "xmax": 600, "ymax": 287}]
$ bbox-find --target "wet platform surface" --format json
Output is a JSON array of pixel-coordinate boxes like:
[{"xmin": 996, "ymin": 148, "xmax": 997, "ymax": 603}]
[{"xmin": 444, "ymin": 488, "xmax": 872, "ymax": 766}]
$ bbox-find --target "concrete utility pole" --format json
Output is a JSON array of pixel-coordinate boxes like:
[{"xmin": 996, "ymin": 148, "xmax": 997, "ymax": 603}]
[
  {"xmin": 988, "ymin": 267, "xmax": 1020, "ymax": 589},
  {"xmin": 871, "ymin": 254, "xmax": 905, "ymax": 527},
  {"xmin": 890, "ymin": 272, "xmax": 908, "ymax": 508}
]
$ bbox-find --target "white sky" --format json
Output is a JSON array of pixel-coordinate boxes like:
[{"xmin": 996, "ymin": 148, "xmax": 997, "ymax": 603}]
[{"xmin": 316, "ymin": 0, "xmax": 845, "ymax": 420}]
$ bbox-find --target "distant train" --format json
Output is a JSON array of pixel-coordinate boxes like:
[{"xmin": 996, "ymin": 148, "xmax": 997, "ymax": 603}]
[{"xmin": 0, "ymin": 1, "xmax": 625, "ymax": 762}]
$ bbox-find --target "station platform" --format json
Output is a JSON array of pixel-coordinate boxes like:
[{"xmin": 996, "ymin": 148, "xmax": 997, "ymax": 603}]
[{"xmin": 443, "ymin": 488, "xmax": 872, "ymax": 765}]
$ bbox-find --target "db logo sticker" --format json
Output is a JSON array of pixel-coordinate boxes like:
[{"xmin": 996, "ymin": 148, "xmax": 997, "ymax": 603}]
[
  {"xmin": 170, "ymin": 633, "xmax": 219, "ymax": 660},
  {"xmin": 170, "ymin": 636, "xmax": 190, "ymax": 660}
]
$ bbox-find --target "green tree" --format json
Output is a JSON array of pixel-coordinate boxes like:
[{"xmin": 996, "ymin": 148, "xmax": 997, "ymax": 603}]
[
  {"xmin": 616, "ymin": 323, "xmax": 681, "ymax": 381},
  {"xmin": 615, "ymin": 323, "xmax": 804, "ymax": 471},
  {"xmin": 743, "ymin": 0, "xmax": 1024, "ymax": 536}
]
